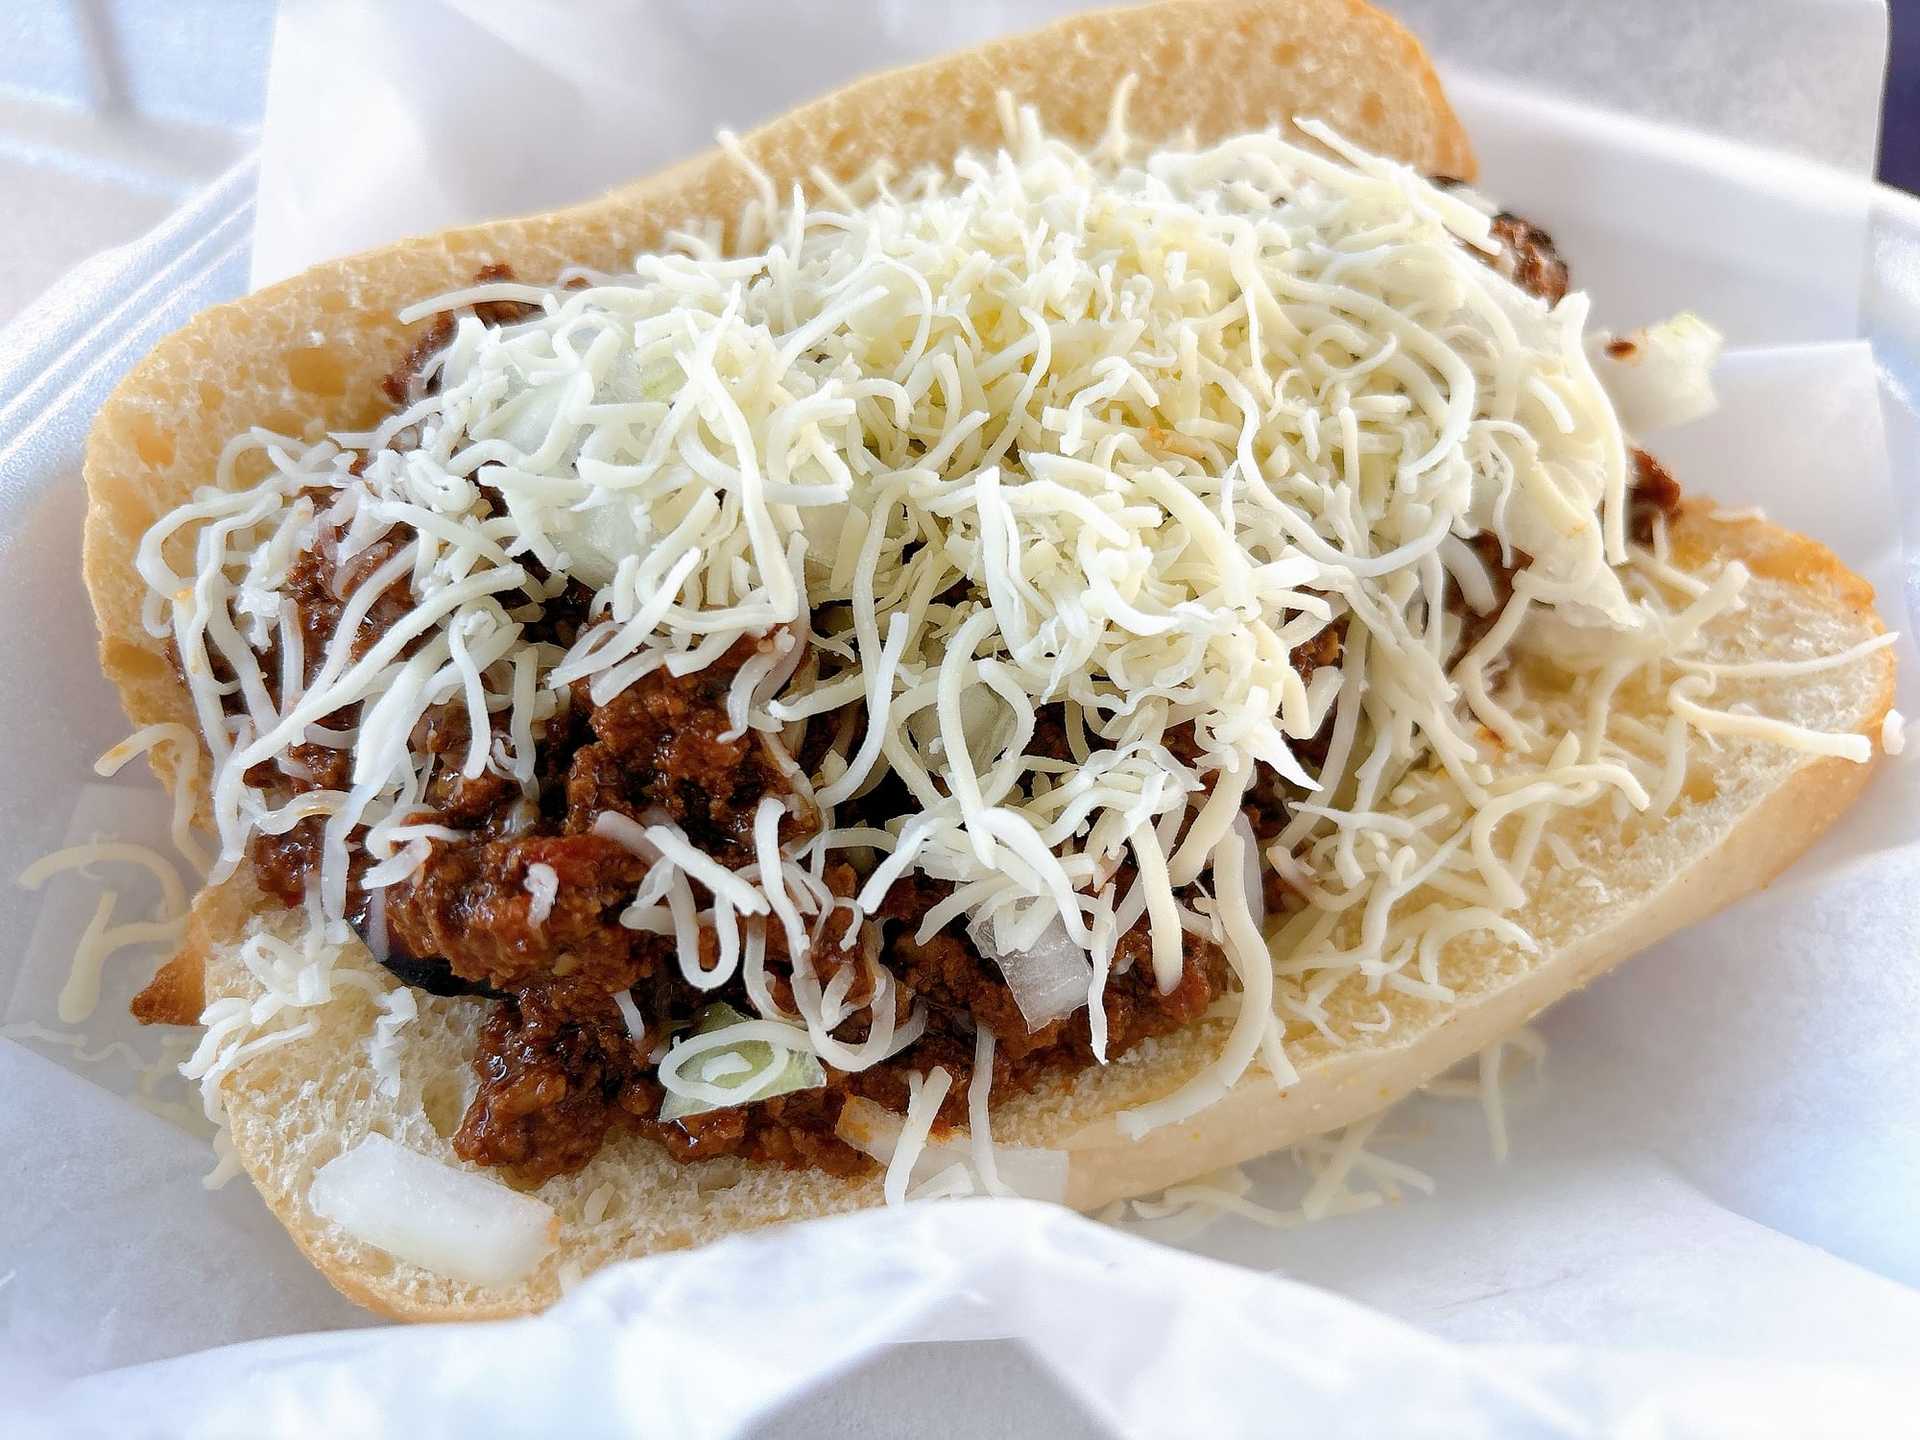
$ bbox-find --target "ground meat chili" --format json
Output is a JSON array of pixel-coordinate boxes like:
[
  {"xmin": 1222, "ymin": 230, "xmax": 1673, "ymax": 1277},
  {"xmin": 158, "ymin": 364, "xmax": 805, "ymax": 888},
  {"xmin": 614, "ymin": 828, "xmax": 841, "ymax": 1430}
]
[
  {"xmin": 190, "ymin": 207, "xmax": 1667, "ymax": 1187},
  {"xmin": 1485, "ymin": 213, "xmax": 1571, "ymax": 307},
  {"xmin": 1629, "ymin": 449, "xmax": 1685, "ymax": 544},
  {"xmin": 181, "ymin": 265, "xmax": 1231, "ymax": 1187},
  {"xmin": 1433, "ymin": 179, "xmax": 1573, "ymax": 309},
  {"xmin": 1471, "ymin": 201, "xmax": 1689, "ymax": 542}
]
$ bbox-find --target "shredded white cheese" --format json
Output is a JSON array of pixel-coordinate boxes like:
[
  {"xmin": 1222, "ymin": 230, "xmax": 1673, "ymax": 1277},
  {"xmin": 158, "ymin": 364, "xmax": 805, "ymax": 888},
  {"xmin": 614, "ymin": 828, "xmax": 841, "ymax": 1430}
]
[
  {"xmin": 1115, "ymin": 1108, "xmax": 1437, "ymax": 1241},
  {"xmin": 523, "ymin": 862, "xmax": 558, "ymax": 926},
  {"xmin": 886, "ymin": 1066, "xmax": 953, "ymax": 1206},
  {"xmin": 368, "ymin": 986, "xmax": 418, "ymax": 1099},
  {"xmin": 967, "ymin": 1027, "xmax": 1010, "ymax": 1198},
  {"xmin": 92, "ymin": 726, "xmax": 213, "ymax": 876},
  {"xmin": 614, "ymin": 989, "xmax": 646, "ymax": 1042},
  {"xmin": 125, "ymin": 101, "xmax": 1884, "ymax": 1180},
  {"xmin": 17, "ymin": 842, "xmax": 191, "ymax": 1025},
  {"xmin": 1, "ymin": 1021, "xmax": 147, "ymax": 1069}
]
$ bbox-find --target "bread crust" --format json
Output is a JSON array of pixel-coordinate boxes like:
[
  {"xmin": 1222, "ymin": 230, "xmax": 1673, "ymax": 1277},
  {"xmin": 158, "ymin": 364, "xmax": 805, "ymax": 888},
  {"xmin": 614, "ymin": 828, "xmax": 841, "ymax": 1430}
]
[{"xmin": 80, "ymin": 1, "xmax": 1892, "ymax": 1322}]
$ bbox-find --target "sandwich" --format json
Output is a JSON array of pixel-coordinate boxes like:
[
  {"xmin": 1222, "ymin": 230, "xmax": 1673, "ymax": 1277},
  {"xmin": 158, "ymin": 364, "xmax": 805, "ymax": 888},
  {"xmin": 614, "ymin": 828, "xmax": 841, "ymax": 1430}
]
[{"xmin": 82, "ymin": 0, "xmax": 1895, "ymax": 1319}]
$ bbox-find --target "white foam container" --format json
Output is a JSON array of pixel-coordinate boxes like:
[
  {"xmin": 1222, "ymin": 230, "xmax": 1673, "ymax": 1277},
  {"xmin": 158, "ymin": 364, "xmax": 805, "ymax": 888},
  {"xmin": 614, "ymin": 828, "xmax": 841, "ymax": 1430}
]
[{"xmin": 3, "ymin": 3, "xmax": 1918, "ymax": 1431}]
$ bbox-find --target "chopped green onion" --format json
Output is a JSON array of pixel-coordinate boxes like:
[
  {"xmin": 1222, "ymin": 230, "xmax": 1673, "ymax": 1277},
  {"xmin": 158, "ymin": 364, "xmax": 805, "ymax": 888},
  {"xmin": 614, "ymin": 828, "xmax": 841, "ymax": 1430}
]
[{"xmin": 657, "ymin": 1002, "xmax": 827, "ymax": 1122}]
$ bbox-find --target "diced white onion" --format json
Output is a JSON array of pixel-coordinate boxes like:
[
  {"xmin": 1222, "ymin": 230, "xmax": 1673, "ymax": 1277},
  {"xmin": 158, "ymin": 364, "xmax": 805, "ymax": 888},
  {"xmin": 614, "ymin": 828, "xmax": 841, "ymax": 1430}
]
[
  {"xmin": 1591, "ymin": 312, "xmax": 1723, "ymax": 435},
  {"xmin": 308, "ymin": 1134, "xmax": 557, "ymax": 1287},
  {"xmin": 967, "ymin": 913, "xmax": 1091, "ymax": 1031},
  {"xmin": 838, "ymin": 1094, "xmax": 1067, "ymax": 1204}
]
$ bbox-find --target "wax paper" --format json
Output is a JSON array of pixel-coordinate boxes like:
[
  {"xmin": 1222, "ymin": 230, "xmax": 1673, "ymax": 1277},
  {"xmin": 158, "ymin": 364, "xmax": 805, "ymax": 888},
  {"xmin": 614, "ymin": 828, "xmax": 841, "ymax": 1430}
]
[
  {"xmin": 22, "ymin": 1203, "xmax": 1920, "ymax": 1440},
  {"xmin": 5, "ymin": 1, "xmax": 1914, "ymax": 1433}
]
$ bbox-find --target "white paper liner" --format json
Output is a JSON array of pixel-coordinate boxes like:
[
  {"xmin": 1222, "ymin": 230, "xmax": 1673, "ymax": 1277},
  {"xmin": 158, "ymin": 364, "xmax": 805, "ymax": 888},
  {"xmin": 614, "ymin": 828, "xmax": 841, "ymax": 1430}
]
[
  {"xmin": 22, "ymin": 1203, "xmax": 1920, "ymax": 1438},
  {"xmin": 3, "ymin": 1, "xmax": 1912, "ymax": 1427}
]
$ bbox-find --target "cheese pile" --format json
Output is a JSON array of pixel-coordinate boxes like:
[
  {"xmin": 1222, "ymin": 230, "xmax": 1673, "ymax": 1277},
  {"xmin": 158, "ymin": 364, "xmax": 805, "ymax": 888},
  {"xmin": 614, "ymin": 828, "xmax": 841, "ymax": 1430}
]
[{"xmin": 138, "ymin": 107, "xmax": 1801, "ymax": 1151}]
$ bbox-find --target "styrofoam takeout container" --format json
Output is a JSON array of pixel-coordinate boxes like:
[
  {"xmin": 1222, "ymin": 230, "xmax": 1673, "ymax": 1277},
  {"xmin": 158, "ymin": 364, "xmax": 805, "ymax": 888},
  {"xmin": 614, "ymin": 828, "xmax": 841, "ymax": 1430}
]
[{"xmin": 3, "ymin": 3, "xmax": 1919, "ymax": 1431}]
